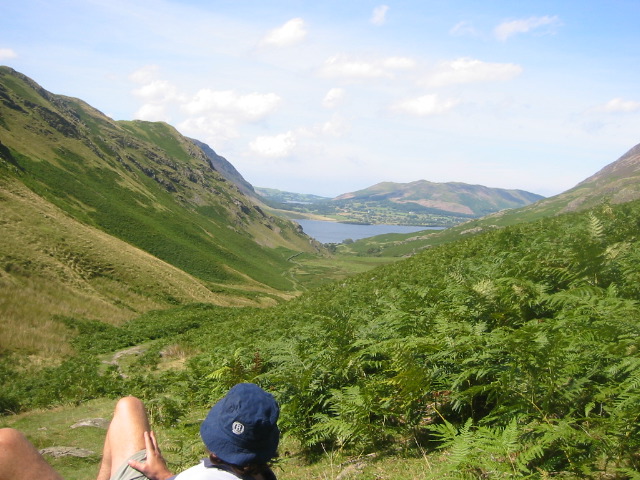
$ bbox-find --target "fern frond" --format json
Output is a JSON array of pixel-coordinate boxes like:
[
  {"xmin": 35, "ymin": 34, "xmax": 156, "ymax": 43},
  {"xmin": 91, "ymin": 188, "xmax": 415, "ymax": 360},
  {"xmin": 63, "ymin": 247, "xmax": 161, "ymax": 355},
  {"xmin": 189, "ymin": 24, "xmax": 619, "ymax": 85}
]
[{"xmin": 588, "ymin": 212, "xmax": 605, "ymax": 242}]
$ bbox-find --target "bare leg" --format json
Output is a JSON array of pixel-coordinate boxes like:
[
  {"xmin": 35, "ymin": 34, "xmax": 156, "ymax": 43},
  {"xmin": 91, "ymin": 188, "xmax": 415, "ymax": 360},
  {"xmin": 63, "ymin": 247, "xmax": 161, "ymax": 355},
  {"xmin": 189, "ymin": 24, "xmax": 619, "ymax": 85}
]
[
  {"xmin": 0, "ymin": 428, "xmax": 63, "ymax": 480},
  {"xmin": 96, "ymin": 396, "xmax": 150, "ymax": 480}
]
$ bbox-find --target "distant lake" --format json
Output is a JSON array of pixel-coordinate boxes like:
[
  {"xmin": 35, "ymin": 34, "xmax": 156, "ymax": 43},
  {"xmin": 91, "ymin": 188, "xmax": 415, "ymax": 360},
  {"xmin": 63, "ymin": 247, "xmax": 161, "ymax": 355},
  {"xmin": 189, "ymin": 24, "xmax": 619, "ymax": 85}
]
[{"xmin": 296, "ymin": 219, "xmax": 441, "ymax": 244}]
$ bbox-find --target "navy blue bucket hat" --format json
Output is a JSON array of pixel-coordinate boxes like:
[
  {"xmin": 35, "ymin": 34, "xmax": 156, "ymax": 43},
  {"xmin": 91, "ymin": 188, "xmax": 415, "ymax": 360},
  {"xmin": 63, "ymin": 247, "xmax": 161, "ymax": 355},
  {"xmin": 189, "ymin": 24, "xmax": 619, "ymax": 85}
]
[{"xmin": 200, "ymin": 383, "xmax": 280, "ymax": 466}]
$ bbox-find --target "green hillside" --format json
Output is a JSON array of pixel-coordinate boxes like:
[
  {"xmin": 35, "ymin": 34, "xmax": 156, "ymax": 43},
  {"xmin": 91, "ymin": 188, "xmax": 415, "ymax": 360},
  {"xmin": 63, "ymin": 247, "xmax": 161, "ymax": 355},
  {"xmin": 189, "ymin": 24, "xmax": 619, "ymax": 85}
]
[
  {"xmin": 0, "ymin": 66, "xmax": 329, "ymax": 360},
  {"xmin": 3, "ymin": 198, "xmax": 640, "ymax": 478},
  {"xmin": 0, "ymin": 66, "xmax": 326, "ymax": 285}
]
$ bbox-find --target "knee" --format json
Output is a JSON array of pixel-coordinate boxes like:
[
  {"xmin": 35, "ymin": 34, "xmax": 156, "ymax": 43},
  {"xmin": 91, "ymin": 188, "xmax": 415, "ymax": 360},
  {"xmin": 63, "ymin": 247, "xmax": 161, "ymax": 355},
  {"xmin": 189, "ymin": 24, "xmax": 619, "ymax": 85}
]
[
  {"xmin": 115, "ymin": 396, "xmax": 144, "ymax": 409},
  {"xmin": 0, "ymin": 428, "xmax": 29, "ymax": 455},
  {"xmin": 113, "ymin": 396, "xmax": 145, "ymax": 416}
]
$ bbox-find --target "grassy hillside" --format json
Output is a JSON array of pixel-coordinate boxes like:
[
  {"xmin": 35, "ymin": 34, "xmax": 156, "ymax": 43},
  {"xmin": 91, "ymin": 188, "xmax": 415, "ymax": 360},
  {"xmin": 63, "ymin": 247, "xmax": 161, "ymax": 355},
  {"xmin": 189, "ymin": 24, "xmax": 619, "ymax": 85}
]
[
  {"xmin": 0, "ymin": 174, "xmax": 273, "ymax": 361},
  {"xmin": 0, "ymin": 66, "xmax": 345, "ymax": 362},
  {"xmin": 3, "ymin": 198, "xmax": 640, "ymax": 478},
  {"xmin": 0, "ymin": 66, "xmax": 320, "ymax": 288}
]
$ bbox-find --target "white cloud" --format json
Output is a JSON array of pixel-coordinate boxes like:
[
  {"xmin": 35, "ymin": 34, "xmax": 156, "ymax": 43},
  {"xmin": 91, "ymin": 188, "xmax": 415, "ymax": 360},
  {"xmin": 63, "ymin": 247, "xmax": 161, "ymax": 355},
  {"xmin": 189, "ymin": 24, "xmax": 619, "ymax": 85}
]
[
  {"xmin": 392, "ymin": 94, "xmax": 460, "ymax": 116},
  {"xmin": 323, "ymin": 88, "xmax": 346, "ymax": 108},
  {"xmin": 134, "ymin": 103, "xmax": 170, "ymax": 122},
  {"xmin": 128, "ymin": 67, "xmax": 282, "ymax": 147},
  {"xmin": 320, "ymin": 54, "xmax": 416, "ymax": 80},
  {"xmin": 132, "ymin": 80, "xmax": 181, "ymax": 103},
  {"xmin": 321, "ymin": 55, "xmax": 388, "ymax": 79},
  {"xmin": 129, "ymin": 67, "xmax": 181, "ymax": 122},
  {"xmin": 319, "ymin": 115, "xmax": 350, "ymax": 136},
  {"xmin": 423, "ymin": 57, "xmax": 523, "ymax": 87},
  {"xmin": 178, "ymin": 116, "xmax": 240, "ymax": 144},
  {"xmin": 371, "ymin": 5, "xmax": 389, "ymax": 26},
  {"xmin": 260, "ymin": 18, "xmax": 307, "ymax": 47},
  {"xmin": 183, "ymin": 89, "xmax": 281, "ymax": 121},
  {"xmin": 0, "ymin": 48, "xmax": 18, "ymax": 60},
  {"xmin": 600, "ymin": 98, "xmax": 640, "ymax": 113},
  {"xmin": 449, "ymin": 21, "xmax": 478, "ymax": 37},
  {"xmin": 129, "ymin": 65, "xmax": 160, "ymax": 84},
  {"xmin": 494, "ymin": 15, "xmax": 561, "ymax": 41},
  {"xmin": 381, "ymin": 57, "xmax": 416, "ymax": 69},
  {"xmin": 250, "ymin": 131, "xmax": 297, "ymax": 157}
]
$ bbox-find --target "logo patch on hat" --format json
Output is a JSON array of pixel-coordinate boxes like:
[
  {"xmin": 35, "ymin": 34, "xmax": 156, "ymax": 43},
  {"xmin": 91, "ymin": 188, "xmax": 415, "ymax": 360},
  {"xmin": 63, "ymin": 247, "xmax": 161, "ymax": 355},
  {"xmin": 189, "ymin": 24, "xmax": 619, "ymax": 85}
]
[{"xmin": 232, "ymin": 421, "xmax": 245, "ymax": 435}]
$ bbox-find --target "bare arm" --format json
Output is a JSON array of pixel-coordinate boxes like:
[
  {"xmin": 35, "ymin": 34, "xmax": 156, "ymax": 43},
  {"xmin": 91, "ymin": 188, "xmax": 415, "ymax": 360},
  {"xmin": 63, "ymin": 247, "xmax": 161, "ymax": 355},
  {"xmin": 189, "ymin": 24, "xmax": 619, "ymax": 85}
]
[{"xmin": 128, "ymin": 431, "xmax": 174, "ymax": 480}]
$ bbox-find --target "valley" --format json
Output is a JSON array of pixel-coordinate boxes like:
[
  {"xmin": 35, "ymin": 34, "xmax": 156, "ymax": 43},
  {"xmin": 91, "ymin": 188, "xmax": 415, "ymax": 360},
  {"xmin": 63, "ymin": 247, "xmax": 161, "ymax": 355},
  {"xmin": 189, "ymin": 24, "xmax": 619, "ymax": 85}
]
[
  {"xmin": 257, "ymin": 181, "xmax": 545, "ymax": 227},
  {"xmin": 1, "ymin": 66, "xmax": 640, "ymax": 479}
]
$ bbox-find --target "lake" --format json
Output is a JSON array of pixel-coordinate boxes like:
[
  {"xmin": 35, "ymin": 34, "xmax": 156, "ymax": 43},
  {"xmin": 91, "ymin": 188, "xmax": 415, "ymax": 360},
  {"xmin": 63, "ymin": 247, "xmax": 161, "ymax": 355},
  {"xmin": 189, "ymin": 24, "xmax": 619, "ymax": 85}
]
[{"xmin": 296, "ymin": 219, "xmax": 441, "ymax": 244}]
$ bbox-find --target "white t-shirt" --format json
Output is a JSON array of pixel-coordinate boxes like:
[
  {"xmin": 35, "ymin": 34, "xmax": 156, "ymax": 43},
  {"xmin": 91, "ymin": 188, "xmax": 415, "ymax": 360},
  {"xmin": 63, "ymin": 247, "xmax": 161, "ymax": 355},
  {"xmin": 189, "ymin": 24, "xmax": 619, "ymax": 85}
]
[
  {"xmin": 172, "ymin": 458, "xmax": 276, "ymax": 480},
  {"xmin": 173, "ymin": 461, "xmax": 240, "ymax": 480}
]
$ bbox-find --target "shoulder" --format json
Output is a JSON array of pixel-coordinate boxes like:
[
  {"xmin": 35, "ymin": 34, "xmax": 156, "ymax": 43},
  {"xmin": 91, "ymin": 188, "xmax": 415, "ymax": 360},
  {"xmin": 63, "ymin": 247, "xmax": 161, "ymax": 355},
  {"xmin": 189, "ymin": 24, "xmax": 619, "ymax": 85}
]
[{"xmin": 174, "ymin": 462, "xmax": 240, "ymax": 480}]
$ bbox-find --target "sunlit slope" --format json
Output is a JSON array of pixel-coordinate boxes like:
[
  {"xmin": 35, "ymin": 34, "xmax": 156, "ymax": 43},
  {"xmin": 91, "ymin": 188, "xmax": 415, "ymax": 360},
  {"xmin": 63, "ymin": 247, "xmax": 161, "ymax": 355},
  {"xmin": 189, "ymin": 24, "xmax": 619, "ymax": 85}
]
[
  {"xmin": 335, "ymin": 179, "xmax": 544, "ymax": 216},
  {"xmin": 0, "ymin": 66, "xmax": 319, "ymax": 293}
]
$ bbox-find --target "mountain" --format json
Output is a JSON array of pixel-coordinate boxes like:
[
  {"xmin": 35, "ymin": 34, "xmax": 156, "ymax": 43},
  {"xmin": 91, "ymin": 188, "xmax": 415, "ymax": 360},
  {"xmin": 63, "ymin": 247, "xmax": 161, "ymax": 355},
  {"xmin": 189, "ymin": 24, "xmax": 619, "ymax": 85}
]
[
  {"xmin": 336, "ymin": 180, "xmax": 544, "ymax": 216},
  {"xmin": 349, "ymin": 141, "xmax": 640, "ymax": 257},
  {"xmin": 0, "ymin": 66, "xmax": 322, "ymax": 355},
  {"xmin": 526, "ymin": 142, "xmax": 640, "ymax": 216},
  {"xmin": 258, "ymin": 180, "xmax": 544, "ymax": 227},
  {"xmin": 190, "ymin": 138, "xmax": 256, "ymax": 197},
  {"xmin": 475, "ymin": 141, "xmax": 640, "ymax": 226}
]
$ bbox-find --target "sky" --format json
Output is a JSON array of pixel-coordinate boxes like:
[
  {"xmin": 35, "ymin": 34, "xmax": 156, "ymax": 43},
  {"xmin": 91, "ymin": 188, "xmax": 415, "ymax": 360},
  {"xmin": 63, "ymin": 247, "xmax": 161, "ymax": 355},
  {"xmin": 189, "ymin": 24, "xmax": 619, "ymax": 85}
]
[{"xmin": 1, "ymin": 0, "xmax": 639, "ymax": 198}]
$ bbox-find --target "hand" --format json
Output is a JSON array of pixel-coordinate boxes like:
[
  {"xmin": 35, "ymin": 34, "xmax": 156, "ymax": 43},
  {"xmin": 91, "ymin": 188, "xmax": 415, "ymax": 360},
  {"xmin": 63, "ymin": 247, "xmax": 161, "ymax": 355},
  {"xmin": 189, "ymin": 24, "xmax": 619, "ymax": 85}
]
[{"xmin": 128, "ymin": 431, "xmax": 174, "ymax": 480}]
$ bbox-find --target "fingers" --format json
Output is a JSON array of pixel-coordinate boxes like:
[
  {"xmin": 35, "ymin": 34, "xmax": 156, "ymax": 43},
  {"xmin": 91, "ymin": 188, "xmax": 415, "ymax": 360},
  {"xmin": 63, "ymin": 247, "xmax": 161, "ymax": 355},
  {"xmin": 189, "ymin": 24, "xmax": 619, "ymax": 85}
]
[
  {"xmin": 128, "ymin": 431, "xmax": 173, "ymax": 480},
  {"xmin": 149, "ymin": 431, "xmax": 160, "ymax": 453},
  {"xmin": 143, "ymin": 431, "xmax": 160, "ymax": 455}
]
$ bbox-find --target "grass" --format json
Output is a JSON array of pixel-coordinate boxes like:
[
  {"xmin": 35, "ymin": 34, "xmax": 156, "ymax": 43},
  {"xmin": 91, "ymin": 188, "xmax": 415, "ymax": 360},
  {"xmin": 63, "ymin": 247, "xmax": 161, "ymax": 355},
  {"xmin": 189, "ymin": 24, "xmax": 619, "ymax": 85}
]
[
  {"xmin": 0, "ymin": 399, "xmax": 113, "ymax": 480},
  {"xmin": 0, "ymin": 170, "xmax": 400, "ymax": 362},
  {"xmin": 0, "ymin": 176, "xmax": 272, "ymax": 361},
  {"xmin": 0, "ymin": 277, "xmax": 112, "ymax": 360},
  {"xmin": 0, "ymin": 399, "xmax": 446, "ymax": 480}
]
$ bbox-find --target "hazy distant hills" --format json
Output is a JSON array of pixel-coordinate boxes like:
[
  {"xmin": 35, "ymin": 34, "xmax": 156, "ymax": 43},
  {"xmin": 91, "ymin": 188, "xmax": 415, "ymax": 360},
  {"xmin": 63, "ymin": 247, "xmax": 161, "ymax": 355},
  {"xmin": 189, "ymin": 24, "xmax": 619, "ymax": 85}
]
[
  {"xmin": 257, "ymin": 180, "xmax": 544, "ymax": 226},
  {"xmin": 0, "ymin": 66, "xmax": 320, "ymax": 342},
  {"xmin": 358, "ymin": 141, "xmax": 640, "ymax": 256},
  {"xmin": 254, "ymin": 187, "xmax": 331, "ymax": 205},
  {"xmin": 260, "ymin": 141, "xmax": 640, "ymax": 232},
  {"xmin": 335, "ymin": 180, "xmax": 544, "ymax": 216}
]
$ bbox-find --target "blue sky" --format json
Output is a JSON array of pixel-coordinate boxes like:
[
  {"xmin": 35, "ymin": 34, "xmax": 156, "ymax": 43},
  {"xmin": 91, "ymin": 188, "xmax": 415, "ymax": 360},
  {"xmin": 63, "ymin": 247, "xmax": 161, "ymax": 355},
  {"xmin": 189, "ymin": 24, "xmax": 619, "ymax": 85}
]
[{"xmin": 1, "ymin": 0, "xmax": 639, "ymax": 197}]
